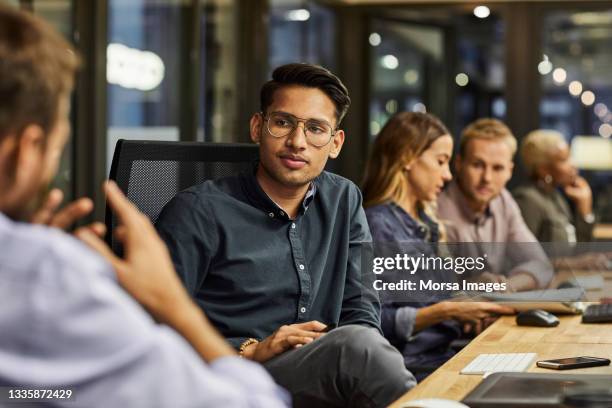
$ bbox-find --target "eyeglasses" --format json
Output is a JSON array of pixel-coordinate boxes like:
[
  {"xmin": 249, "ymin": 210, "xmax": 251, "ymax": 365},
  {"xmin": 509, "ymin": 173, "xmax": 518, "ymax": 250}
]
[{"xmin": 262, "ymin": 112, "xmax": 337, "ymax": 147}]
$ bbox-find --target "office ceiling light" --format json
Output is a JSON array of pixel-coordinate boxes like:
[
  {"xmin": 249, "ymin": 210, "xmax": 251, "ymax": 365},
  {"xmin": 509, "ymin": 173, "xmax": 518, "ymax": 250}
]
[
  {"xmin": 286, "ymin": 9, "xmax": 310, "ymax": 21},
  {"xmin": 552, "ymin": 68, "xmax": 567, "ymax": 84},
  {"xmin": 455, "ymin": 73, "xmax": 469, "ymax": 87},
  {"xmin": 404, "ymin": 69, "xmax": 419, "ymax": 85},
  {"xmin": 386, "ymin": 99, "xmax": 398, "ymax": 114},
  {"xmin": 381, "ymin": 54, "xmax": 399, "ymax": 70},
  {"xmin": 572, "ymin": 12, "xmax": 612, "ymax": 26},
  {"xmin": 581, "ymin": 91, "xmax": 595, "ymax": 106},
  {"xmin": 568, "ymin": 81, "xmax": 583, "ymax": 97},
  {"xmin": 369, "ymin": 33, "xmax": 382, "ymax": 47},
  {"xmin": 473, "ymin": 6, "xmax": 490, "ymax": 19},
  {"xmin": 538, "ymin": 55, "xmax": 553, "ymax": 75},
  {"xmin": 370, "ymin": 121, "xmax": 381, "ymax": 136},
  {"xmin": 600, "ymin": 124, "xmax": 612, "ymax": 138},
  {"xmin": 413, "ymin": 103, "xmax": 427, "ymax": 113},
  {"xmin": 595, "ymin": 103, "xmax": 609, "ymax": 118},
  {"xmin": 107, "ymin": 43, "xmax": 165, "ymax": 91}
]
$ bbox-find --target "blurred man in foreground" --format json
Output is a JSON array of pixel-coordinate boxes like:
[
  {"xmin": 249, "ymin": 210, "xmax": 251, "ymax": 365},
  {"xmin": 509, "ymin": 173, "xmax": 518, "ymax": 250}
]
[{"xmin": 0, "ymin": 5, "xmax": 288, "ymax": 407}]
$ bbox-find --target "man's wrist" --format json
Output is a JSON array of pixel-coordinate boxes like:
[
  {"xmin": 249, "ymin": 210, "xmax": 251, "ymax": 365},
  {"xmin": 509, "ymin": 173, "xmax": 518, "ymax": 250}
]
[{"xmin": 239, "ymin": 338, "xmax": 259, "ymax": 359}]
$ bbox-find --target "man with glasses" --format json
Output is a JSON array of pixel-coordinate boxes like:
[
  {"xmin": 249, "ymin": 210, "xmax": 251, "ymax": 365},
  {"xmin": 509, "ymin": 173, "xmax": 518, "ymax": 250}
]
[{"xmin": 156, "ymin": 63, "xmax": 415, "ymax": 407}]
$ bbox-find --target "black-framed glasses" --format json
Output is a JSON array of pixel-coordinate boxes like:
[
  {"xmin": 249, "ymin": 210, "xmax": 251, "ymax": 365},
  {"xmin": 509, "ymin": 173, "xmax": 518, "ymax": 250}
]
[{"xmin": 262, "ymin": 111, "xmax": 337, "ymax": 147}]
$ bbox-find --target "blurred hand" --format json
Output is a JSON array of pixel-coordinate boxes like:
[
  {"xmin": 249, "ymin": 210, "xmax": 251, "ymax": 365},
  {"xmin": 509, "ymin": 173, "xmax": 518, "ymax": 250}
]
[
  {"xmin": 559, "ymin": 252, "xmax": 611, "ymax": 271},
  {"xmin": 470, "ymin": 272, "xmax": 507, "ymax": 285},
  {"xmin": 244, "ymin": 321, "xmax": 327, "ymax": 362},
  {"xmin": 564, "ymin": 176, "xmax": 592, "ymax": 217},
  {"xmin": 442, "ymin": 301, "xmax": 515, "ymax": 335},
  {"xmin": 31, "ymin": 188, "xmax": 96, "ymax": 230},
  {"xmin": 75, "ymin": 181, "xmax": 192, "ymax": 324}
]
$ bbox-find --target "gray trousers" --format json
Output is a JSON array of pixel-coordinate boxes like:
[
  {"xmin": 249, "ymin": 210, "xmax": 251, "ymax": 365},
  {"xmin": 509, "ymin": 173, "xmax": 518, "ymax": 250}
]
[{"xmin": 263, "ymin": 325, "xmax": 416, "ymax": 408}]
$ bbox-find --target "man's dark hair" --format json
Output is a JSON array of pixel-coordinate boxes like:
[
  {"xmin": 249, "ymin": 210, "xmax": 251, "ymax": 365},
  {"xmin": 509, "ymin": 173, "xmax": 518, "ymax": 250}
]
[{"xmin": 260, "ymin": 63, "xmax": 351, "ymax": 127}]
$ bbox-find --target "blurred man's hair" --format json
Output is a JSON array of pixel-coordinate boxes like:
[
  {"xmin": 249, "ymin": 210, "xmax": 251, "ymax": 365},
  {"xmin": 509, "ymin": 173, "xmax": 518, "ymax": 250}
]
[
  {"xmin": 459, "ymin": 118, "xmax": 517, "ymax": 157},
  {"xmin": 260, "ymin": 63, "xmax": 351, "ymax": 126},
  {"xmin": 0, "ymin": 5, "xmax": 79, "ymax": 143}
]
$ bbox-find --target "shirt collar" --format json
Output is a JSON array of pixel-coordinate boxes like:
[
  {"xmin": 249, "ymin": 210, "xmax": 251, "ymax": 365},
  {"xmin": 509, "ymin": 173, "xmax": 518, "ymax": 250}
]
[
  {"xmin": 240, "ymin": 161, "xmax": 318, "ymax": 221},
  {"xmin": 447, "ymin": 180, "xmax": 492, "ymax": 225}
]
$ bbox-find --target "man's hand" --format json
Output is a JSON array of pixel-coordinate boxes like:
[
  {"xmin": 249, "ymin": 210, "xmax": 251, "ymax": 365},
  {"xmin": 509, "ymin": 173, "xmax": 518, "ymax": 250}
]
[
  {"xmin": 564, "ymin": 176, "xmax": 593, "ymax": 217},
  {"xmin": 75, "ymin": 181, "xmax": 192, "ymax": 324},
  {"xmin": 243, "ymin": 321, "xmax": 327, "ymax": 363},
  {"xmin": 443, "ymin": 301, "xmax": 515, "ymax": 335},
  {"xmin": 469, "ymin": 271, "xmax": 507, "ymax": 285},
  {"xmin": 76, "ymin": 181, "xmax": 236, "ymax": 363},
  {"xmin": 31, "ymin": 188, "xmax": 94, "ymax": 230}
]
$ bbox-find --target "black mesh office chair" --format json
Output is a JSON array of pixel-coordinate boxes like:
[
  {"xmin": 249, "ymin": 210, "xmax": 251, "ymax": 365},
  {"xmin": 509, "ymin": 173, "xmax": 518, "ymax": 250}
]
[{"xmin": 105, "ymin": 139, "xmax": 259, "ymax": 253}]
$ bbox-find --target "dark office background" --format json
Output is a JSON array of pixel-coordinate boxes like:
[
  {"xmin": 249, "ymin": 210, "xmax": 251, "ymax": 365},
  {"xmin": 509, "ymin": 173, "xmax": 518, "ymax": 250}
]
[{"xmin": 6, "ymin": 0, "xmax": 612, "ymax": 221}]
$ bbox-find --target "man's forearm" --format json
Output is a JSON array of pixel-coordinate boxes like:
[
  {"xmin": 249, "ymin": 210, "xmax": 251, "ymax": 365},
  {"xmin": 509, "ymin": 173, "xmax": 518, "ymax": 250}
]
[
  {"xmin": 166, "ymin": 301, "xmax": 237, "ymax": 362},
  {"xmin": 507, "ymin": 272, "xmax": 538, "ymax": 291}
]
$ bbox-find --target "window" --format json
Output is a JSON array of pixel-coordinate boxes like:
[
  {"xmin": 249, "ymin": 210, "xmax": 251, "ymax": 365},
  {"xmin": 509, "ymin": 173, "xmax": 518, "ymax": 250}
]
[
  {"xmin": 269, "ymin": 0, "xmax": 336, "ymax": 74},
  {"xmin": 107, "ymin": 0, "xmax": 239, "ymax": 172}
]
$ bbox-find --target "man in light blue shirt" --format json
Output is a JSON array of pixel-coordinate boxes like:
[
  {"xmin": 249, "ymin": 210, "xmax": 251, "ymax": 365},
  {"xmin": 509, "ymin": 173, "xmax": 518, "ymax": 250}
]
[{"xmin": 0, "ymin": 5, "xmax": 288, "ymax": 407}]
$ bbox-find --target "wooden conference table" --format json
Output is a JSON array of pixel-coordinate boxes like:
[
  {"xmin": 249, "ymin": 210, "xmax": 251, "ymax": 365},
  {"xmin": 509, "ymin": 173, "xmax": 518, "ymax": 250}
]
[{"xmin": 390, "ymin": 271, "xmax": 612, "ymax": 407}]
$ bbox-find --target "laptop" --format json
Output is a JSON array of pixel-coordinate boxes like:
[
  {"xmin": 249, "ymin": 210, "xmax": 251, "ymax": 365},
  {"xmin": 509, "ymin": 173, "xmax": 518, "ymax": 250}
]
[
  {"xmin": 471, "ymin": 288, "xmax": 586, "ymax": 314},
  {"xmin": 462, "ymin": 372, "xmax": 612, "ymax": 407}
]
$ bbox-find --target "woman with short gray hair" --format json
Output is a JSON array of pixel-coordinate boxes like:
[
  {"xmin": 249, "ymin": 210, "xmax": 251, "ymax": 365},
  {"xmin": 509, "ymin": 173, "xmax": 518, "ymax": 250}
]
[{"xmin": 513, "ymin": 129, "xmax": 594, "ymax": 244}]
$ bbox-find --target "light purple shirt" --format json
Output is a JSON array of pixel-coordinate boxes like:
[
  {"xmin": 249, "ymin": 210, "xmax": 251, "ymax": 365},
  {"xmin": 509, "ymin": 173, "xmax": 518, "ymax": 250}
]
[
  {"xmin": 437, "ymin": 181, "xmax": 553, "ymax": 288},
  {"xmin": 0, "ymin": 212, "xmax": 289, "ymax": 407}
]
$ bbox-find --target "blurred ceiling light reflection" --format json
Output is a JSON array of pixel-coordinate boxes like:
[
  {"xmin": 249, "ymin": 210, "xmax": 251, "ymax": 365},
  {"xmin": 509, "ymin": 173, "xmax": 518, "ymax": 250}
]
[
  {"xmin": 599, "ymin": 124, "xmax": 612, "ymax": 139},
  {"xmin": 492, "ymin": 99, "xmax": 506, "ymax": 117},
  {"xmin": 381, "ymin": 54, "xmax": 399, "ymax": 70},
  {"xmin": 385, "ymin": 99, "xmax": 398, "ymax": 114},
  {"xmin": 568, "ymin": 81, "xmax": 583, "ymax": 97},
  {"xmin": 369, "ymin": 33, "xmax": 381, "ymax": 47},
  {"xmin": 286, "ymin": 9, "xmax": 310, "ymax": 21},
  {"xmin": 572, "ymin": 12, "xmax": 612, "ymax": 26},
  {"xmin": 413, "ymin": 103, "xmax": 427, "ymax": 113},
  {"xmin": 455, "ymin": 73, "xmax": 469, "ymax": 87},
  {"xmin": 538, "ymin": 55, "xmax": 553, "ymax": 75},
  {"xmin": 107, "ymin": 43, "xmax": 165, "ymax": 91},
  {"xmin": 370, "ymin": 121, "xmax": 381, "ymax": 135},
  {"xmin": 552, "ymin": 68, "xmax": 567, "ymax": 84},
  {"xmin": 581, "ymin": 91, "xmax": 595, "ymax": 106},
  {"xmin": 404, "ymin": 69, "xmax": 419, "ymax": 85},
  {"xmin": 473, "ymin": 6, "xmax": 490, "ymax": 19},
  {"xmin": 595, "ymin": 103, "xmax": 609, "ymax": 118}
]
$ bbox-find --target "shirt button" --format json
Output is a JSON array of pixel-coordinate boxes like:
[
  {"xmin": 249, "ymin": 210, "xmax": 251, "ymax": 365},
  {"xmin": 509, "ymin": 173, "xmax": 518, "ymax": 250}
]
[
  {"xmin": 291, "ymin": 223, "xmax": 296, "ymax": 229},
  {"xmin": 299, "ymin": 264, "xmax": 305, "ymax": 270},
  {"xmin": 280, "ymin": 211, "xmax": 285, "ymax": 216},
  {"xmin": 300, "ymin": 307, "xmax": 307, "ymax": 313},
  {"xmin": 268, "ymin": 212, "xmax": 274, "ymax": 218}
]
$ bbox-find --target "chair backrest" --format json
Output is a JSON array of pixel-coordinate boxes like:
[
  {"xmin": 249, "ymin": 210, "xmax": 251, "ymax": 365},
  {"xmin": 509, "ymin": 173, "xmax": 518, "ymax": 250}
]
[{"xmin": 105, "ymin": 139, "xmax": 259, "ymax": 252}]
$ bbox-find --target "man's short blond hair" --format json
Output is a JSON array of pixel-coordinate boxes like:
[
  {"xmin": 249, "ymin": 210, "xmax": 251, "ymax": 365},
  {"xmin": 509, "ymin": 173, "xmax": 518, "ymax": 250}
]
[
  {"xmin": 520, "ymin": 129, "xmax": 567, "ymax": 176},
  {"xmin": 459, "ymin": 118, "xmax": 517, "ymax": 157}
]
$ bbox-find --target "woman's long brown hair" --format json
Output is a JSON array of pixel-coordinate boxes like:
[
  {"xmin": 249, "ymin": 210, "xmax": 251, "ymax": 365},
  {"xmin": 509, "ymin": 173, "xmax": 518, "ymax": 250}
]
[{"xmin": 362, "ymin": 112, "xmax": 450, "ymax": 209}]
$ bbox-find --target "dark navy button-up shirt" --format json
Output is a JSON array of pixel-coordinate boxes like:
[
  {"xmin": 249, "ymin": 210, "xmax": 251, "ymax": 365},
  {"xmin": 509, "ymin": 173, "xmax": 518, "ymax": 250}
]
[{"xmin": 156, "ymin": 166, "xmax": 380, "ymax": 348}]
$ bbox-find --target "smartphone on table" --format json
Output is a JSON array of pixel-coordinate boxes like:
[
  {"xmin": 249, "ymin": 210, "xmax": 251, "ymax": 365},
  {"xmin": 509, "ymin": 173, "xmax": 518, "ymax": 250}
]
[{"xmin": 536, "ymin": 356, "xmax": 611, "ymax": 370}]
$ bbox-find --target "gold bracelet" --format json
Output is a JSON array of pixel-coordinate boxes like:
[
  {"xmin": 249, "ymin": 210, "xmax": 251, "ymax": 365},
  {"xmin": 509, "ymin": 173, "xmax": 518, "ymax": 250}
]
[{"xmin": 239, "ymin": 338, "xmax": 259, "ymax": 358}]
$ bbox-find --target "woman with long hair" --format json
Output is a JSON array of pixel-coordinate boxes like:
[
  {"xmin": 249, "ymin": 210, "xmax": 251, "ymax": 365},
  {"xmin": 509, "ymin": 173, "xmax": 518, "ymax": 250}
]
[{"xmin": 363, "ymin": 112, "xmax": 513, "ymax": 378}]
